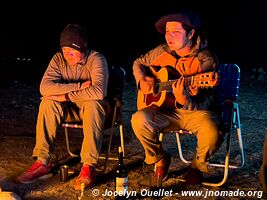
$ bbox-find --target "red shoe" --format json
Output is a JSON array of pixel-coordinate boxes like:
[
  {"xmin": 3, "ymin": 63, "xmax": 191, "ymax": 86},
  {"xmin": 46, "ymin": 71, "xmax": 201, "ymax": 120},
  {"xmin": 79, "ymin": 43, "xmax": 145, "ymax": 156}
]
[
  {"xmin": 150, "ymin": 152, "xmax": 171, "ymax": 188},
  {"xmin": 73, "ymin": 164, "xmax": 96, "ymax": 191},
  {"xmin": 17, "ymin": 160, "xmax": 52, "ymax": 184}
]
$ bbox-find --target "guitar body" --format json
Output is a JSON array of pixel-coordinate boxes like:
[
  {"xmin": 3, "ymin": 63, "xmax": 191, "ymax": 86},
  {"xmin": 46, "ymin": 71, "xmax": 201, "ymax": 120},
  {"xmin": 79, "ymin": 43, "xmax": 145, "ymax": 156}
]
[
  {"xmin": 137, "ymin": 66, "xmax": 181, "ymax": 110},
  {"xmin": 137, "ymin": 66, "xmax": 218, "ymax": 110}
]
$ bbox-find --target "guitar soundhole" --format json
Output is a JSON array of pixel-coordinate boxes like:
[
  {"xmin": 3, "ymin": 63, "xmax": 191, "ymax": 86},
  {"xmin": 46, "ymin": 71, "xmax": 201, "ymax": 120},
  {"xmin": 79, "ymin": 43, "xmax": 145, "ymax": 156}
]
[{"xmin": 145, "ymin": 93, "xmax": 162, "ymax": 106}]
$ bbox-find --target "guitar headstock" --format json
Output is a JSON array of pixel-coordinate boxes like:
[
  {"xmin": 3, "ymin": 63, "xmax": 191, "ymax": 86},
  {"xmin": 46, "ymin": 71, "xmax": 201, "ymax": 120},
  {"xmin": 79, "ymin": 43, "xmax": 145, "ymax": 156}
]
[{"xmin": 192, "ymin": 71, "xmax": 219, "ymax": 87}]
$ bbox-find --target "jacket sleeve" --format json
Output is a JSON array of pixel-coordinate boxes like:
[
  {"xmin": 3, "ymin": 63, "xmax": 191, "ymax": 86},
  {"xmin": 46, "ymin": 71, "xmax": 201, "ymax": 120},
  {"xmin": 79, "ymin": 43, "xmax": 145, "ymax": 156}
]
[
  {"xmin": 40, "ymin": 54, "xmax": 81, "ymax": 96},
  {"xmin": 180, "ymin": 49, "xmax": 219, "ymax": 110},
  {"xmin": 67, "ymin": 52, "xmax": 109, "ymax": 102},
  {"xmin": 133, "ymin": 45, "xmax": 165, "ymax": 86}
]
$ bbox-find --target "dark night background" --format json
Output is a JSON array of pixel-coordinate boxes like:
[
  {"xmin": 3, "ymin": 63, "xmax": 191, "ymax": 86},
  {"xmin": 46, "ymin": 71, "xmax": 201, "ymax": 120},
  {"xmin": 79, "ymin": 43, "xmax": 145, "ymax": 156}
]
[
  {"xmin": 0, "ymin": 2, "xmax": 267, "ymax": 198},
  {"xmin": 0, "ymin": 0, "xmax": 266, "ymax": 84}
]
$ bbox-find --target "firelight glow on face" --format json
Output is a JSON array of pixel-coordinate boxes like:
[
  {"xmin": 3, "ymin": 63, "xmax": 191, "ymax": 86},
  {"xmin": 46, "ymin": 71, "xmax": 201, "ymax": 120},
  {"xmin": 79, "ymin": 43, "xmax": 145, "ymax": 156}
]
[
  {"xmin": 62, "ymin": 47, "xmax": 84, "ymax": 66},
  {"xmin": 165, "ymin": 21, "xmax": 188, "ymax": 51}
]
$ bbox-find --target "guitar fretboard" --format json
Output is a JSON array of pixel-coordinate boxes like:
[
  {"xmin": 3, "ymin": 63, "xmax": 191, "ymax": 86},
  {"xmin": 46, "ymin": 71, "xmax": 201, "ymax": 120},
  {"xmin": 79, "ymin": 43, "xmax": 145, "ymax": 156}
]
[{"xmin": 155, "ymin": 77, "xmax": 193, "ymax": 92}]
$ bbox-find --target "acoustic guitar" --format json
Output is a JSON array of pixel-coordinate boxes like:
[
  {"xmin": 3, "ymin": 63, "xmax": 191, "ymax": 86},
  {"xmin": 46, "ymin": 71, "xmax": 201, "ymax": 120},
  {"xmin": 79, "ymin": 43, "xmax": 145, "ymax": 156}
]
[{"xmin": 137, "ymin": 66, "xmax": 218, "ymax": 110}]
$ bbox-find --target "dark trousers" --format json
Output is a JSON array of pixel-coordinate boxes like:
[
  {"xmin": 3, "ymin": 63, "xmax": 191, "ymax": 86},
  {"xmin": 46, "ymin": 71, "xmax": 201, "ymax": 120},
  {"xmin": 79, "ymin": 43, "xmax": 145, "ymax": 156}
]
[{"xmin": 260, "ymin": 129, "xmax": 267, "ymax": 193}]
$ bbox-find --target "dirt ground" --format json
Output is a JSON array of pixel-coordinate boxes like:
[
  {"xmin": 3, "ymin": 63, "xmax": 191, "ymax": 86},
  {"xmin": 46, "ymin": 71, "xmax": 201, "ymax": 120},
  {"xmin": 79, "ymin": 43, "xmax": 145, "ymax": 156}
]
[{"xmin": 0, "ymin": 70, "xmax": 267, "ymax": 200}]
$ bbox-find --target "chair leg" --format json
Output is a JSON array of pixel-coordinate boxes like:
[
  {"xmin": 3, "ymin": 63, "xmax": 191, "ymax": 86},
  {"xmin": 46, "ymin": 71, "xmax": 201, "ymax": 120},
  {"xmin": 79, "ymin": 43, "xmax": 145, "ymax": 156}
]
[
  {"xmin": 175, "ymin": 120, "xmax": 244, "ymax": 169},
  {"xmin": 115, "ymin": 98, "xmax": 125, "ymax": 156},
  {"xmin": 234, "ymin": 102, "xmax": 245, "ymax": 168},
  {"xmin": 101, "ymin": 104, "xmax": 118, "ymax": 173},
  {"xmin": 101, "ymin": 115, "xmax": 125, "ymax": 173},
  {"xmin": 169, "ymin": 125, "xmax": 242, "ymax": 186},
  {"xmin": 173, "ymin": 132, "xmax": 231, "ymax": 187},
  {"xmin": 207, "ymin": 103, "xmax": 245, "ymax": 169},
  {"xmin": 119, "ymin": 123, "xmax": 125, "ymax": 157},
  {"xmin": 175, "ymin": 133, "xmax": 192, "ymax": 164},
  {"xmin": 64, "ymin": 127, "xmax": 79, "ymax": 157},
  {"xmin": 100, "ymin": 125, "xmax": 117, "ymax": 173},
  {"xmin": 202, "ymin": 132, "xmax": 231, "ymax": 187},
  {"xmin": 101, "ymin": 101, "xmax": 127, "ymax": 173},
  {"xmin": 159, "ymin": 132, "xmax": 192, "ymax": 164}
]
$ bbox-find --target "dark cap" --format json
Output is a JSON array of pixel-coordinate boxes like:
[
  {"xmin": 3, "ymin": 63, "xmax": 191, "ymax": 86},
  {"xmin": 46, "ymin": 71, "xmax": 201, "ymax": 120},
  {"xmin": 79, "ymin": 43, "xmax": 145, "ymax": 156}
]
[
  {"xmin": 155, "ymin": 10, "xmax": 201, "ymax": 34},
  {"xmin": 60, "ymin": 24, "xmax": 88, "ymax": 52}
]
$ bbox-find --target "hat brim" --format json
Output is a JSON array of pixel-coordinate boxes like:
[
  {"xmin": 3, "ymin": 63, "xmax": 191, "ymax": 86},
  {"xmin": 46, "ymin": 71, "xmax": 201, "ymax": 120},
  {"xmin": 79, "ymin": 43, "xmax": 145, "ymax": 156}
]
[{"xmin": 155, "ymin": 13, "xmax": 200, "ymax": 34}]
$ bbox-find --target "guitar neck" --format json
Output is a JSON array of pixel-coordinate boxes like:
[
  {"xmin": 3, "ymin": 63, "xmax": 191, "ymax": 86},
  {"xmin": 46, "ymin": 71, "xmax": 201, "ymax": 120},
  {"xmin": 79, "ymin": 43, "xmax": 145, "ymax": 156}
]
[{"xmin": 155, "ymin": 76, "xmax": 193, "ymax": 92}]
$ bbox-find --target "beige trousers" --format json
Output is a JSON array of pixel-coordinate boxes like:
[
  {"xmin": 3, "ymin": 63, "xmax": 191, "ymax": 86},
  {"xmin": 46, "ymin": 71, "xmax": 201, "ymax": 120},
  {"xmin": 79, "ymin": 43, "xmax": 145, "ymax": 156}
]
[
  {"xmin": 32, "ymin": 99, "xmax": 106, "ymax": 166},
  {"xmin": 131, "ymin": 107, "xmax": 223, "ymax": 173}
]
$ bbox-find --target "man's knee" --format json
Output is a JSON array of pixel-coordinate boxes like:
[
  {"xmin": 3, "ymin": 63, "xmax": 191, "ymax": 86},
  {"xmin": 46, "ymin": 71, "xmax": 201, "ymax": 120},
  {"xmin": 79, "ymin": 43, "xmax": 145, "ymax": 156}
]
[
  {"xmin": 81, "ymin": 100, "xmax": 106, "ymax": 120},
  {"xmin": 131, "ymin": 110, "xmax": 147, "ymax": 129},
  {"xmin": 197, "ymin": 121, "xmax": 223, "ymax": 151},
  {"xmin": 82, "ymin": 100, "xmax": 103, "ymax": 110},
  {"xmin": 39, "ymin": 99, "xmax": 61, "ymax": 113},
  {"xmin": 204, "ymin": 131, "xmax": 222, "ymax": 150}
]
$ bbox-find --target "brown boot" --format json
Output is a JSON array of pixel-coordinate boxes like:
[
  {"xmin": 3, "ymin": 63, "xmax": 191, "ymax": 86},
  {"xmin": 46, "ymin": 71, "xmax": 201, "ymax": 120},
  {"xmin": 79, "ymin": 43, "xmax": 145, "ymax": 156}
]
[
  {"xmin": 185, "ymin": 167, "xmax": 203, "ymax": 185},
  {"xmin": 150, "ymin": 152, "xmax": 171, "ymax": 188}
]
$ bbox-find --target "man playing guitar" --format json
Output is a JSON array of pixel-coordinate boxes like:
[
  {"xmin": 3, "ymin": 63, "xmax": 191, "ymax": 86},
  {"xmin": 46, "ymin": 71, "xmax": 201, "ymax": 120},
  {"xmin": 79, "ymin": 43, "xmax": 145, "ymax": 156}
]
[{"xmin": 131, "ymin": 10, "xmax": 222, "ymax": 187}]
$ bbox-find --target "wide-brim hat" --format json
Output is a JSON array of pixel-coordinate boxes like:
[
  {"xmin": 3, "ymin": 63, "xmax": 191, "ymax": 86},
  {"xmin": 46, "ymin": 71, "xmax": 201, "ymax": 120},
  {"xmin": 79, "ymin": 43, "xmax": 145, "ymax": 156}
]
[{"xmin": 155, "ymin": 11, "xmax": 201, "ymax": 34}]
